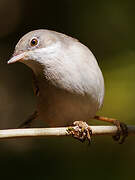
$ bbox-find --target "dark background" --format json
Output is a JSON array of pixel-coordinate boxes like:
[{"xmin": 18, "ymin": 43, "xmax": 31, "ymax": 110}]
[{"xmin": 0, "ymin": 0, "xmax": 135, "ymax": 179}]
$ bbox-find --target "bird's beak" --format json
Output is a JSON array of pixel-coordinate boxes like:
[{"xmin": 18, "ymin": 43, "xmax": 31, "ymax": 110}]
[{"xmin": 7, "ymin": 52, "xmax": 27, "ymax": 64}]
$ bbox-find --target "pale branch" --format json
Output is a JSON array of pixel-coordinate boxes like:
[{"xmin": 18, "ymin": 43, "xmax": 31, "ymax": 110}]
[{"xmin": 0, "ymin": 125, "xmax": 134, "ymax": 139}]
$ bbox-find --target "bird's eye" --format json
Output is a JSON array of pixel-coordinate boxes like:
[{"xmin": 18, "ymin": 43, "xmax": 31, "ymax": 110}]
[{"xmin": 30, "ymin": 38, "xmax": 38, "ymax": 47}]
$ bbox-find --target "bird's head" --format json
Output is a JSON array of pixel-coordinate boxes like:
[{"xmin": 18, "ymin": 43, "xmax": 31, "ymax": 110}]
[{"xmin": 8, "ymin": 29, "xmax": 63, "ymax": 75}]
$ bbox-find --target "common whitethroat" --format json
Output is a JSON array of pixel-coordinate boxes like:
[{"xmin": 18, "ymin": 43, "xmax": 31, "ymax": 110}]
[{"xmin": 8, "ymin": 29, "xmax": 127, "ymax": 143}]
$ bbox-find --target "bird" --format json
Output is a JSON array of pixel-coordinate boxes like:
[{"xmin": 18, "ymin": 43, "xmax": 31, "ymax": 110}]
[{"xmin": 7, "ymin": 29, "xmax": 127, "ymax": 143}]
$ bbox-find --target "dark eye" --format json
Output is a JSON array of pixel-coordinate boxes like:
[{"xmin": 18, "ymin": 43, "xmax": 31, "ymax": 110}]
[{"xmin": 30, "ymin": 38, "xmax": 38, "ymax": 47}]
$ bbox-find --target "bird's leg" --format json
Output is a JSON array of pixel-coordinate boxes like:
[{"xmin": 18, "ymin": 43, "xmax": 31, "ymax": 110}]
[
  {"xmin": 67, "ymin": 121, "xmax": 92, "ymax": 144},
  {"xmin": 94, "ymin": 116, "xmax": 128, "ymax": 144},
  {"xmin": 17, "ymin": 111, "xmax": 38, "ymax": 128}
]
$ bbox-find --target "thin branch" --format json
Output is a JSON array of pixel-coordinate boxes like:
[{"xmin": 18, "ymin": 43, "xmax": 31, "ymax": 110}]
[{"xmin": 0, "ymin": 125, "xmax": 134, "ymax": 139}]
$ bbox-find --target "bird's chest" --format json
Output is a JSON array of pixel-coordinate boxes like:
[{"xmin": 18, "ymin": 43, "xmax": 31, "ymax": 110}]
[{"xmin": 35, "ymin": 80, "xmax": 97, "ymax": 127}]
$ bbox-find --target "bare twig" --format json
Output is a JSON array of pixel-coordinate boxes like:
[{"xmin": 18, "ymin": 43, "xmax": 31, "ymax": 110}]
[{"xmin": 0, "ymin": 125, "xmax": 134, "ymax": 139}]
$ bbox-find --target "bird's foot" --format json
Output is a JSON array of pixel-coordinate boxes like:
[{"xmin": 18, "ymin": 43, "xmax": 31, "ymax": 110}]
[
  {"xmin": 67, "ymin": 121, "xmax": 92, "ymax": 144},
  {"xmin": 94, "ymin": 116, "xmax": 128, "ymax": 144},
  {"xmin": 112, "ymin": 120, "xmax": 128, "ymax": 144}
]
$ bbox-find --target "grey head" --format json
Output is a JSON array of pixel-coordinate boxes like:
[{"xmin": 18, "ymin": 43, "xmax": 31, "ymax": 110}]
[
  {"xmin": 8, "ymin": 29, "xmax": 78, "ymax": 74},
  {"xmin": 13, "ymin": 29, "xmax": 77, "ymax": 54}
]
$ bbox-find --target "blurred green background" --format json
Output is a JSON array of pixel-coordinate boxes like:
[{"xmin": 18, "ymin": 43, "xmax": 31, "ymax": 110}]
[{"xmin": 0, "ymin": 0, "xmax": 135, "ymax": 179}]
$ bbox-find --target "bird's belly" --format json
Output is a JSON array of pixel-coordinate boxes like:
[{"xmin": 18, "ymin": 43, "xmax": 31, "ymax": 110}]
[{"xmin": 37, "ymin": 90, "xmax": 99, "ymax": 127}]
